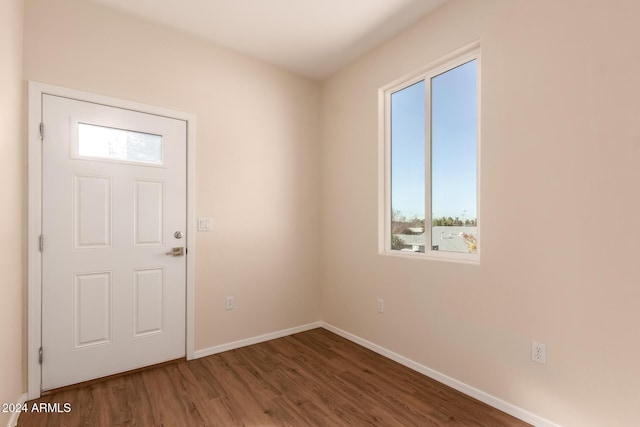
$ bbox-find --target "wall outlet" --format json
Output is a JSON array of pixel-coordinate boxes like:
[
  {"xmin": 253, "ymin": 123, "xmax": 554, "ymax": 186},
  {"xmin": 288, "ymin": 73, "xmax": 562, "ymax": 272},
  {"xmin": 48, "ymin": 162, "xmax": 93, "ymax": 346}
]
[
  {"xmin": 532, "ymin": 341, "xmax": 547, "ymax": 364},
  {"xmin": 225, "ymin": 296, "xmax": 235, "ymax": 310},
  {"xmin": 376, "ymin": 298, "xmax": 384, "ymax": 313}
]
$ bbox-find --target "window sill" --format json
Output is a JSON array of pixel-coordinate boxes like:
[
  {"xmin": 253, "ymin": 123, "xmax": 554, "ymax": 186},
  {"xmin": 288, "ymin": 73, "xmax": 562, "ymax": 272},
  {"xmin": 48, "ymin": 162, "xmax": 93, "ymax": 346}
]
[{"xmin": 379, "ymin": 249, "xmax": 480, "ymax": 265}]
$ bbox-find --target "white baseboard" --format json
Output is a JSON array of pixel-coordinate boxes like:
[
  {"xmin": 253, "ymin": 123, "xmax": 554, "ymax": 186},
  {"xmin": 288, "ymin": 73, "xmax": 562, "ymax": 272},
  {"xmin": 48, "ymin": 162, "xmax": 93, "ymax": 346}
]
[
  {"xmin": 193, "ymin": 321, "xmax": 322, "ymax": 359},
  {"xmin": 5, "ymin": 393, "xmax": 27, "ymax": 427},
  {"xmin": 192, "ymin": 320, "xmax": 559, "ymax": 427},
  {"xmin": 320, "ymin": 322, "xmax": 560, "ymax": 427}
]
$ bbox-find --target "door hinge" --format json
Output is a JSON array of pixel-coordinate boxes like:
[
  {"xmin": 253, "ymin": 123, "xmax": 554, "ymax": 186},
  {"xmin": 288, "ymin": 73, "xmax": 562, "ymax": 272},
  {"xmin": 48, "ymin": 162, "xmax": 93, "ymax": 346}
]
[
  {"xmin": 39, "ymin": 235, "xmax": 44, "ymax": 252},
  {"xmin": 39, "ymin": 123, "xmax": 44, "ymax": 141},
  {"xmin": 39, "ymin": 347, "xmax": 43, "ymax": 364}
]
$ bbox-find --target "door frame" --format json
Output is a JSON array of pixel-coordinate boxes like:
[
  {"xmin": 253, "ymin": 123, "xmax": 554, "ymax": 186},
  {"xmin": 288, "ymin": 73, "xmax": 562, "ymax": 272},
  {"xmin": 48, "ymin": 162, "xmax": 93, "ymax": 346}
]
[{"xmin": 27, "ymin": 81, "xmax": 197, "ymax": 400}]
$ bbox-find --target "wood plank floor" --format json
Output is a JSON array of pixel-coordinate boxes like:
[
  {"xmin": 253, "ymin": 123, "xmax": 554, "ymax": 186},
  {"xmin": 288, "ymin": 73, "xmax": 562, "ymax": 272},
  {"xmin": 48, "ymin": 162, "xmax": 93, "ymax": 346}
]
[{"xmin": 19, "ymin": 328, "xmax": 531, "ymax": 426}]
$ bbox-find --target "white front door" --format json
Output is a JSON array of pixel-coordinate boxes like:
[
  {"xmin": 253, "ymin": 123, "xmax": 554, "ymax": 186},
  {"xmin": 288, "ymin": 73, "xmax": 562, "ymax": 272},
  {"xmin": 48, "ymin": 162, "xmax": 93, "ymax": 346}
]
[{"xmin": 41, "ymin": 94, "xmax": 187, "ymax": 390}]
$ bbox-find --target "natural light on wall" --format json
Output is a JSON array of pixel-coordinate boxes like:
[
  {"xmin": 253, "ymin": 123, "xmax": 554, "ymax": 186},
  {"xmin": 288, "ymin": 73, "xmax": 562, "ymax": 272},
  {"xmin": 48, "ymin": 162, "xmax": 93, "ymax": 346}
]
[{"xmin": 383, "ymin": 45, "xmax": 479, "ymax": 262}]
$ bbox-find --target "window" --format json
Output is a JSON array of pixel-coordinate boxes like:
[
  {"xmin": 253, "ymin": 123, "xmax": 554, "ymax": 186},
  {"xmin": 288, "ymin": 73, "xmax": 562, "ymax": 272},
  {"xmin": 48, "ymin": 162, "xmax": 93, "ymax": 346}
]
[
  {"xmin": 77, "ymin": 123, "xmax": 164, "ymax": 166},
  {"xmin": 381, "ymin": 45, "xmax": 480, "ymax": 262}
]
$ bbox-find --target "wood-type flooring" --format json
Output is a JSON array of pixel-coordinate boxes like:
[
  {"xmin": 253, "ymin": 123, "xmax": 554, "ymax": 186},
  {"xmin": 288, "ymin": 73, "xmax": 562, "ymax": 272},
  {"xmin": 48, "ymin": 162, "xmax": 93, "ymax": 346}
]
[{"xmin": 18, "ymin": 328, "xmax": 531, "ymax": 426}]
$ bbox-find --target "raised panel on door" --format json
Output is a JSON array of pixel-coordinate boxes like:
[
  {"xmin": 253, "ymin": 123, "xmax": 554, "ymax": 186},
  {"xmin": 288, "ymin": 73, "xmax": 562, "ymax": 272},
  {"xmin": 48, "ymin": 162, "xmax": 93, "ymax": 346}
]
[
  {"xmin": 73, "ymin": 271, "xmax": 112, "ymax": 348},
  {"xmin": 134, "ymin": 180, "xmax": 164, "ymax": 247},
  {"xmin": 133, "ymin": 268, "xmax": 165, "ymax": 337},
  {"xmin": 73, "ymin": 175, "xmax": 112, "ymax": 249}
]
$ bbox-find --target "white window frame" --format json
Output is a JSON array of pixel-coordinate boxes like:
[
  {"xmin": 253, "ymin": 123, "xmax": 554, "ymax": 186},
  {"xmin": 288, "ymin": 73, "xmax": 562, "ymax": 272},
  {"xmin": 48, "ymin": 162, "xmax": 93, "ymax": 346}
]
[{"xmin": 379, "ymin": 42, "xmax": 481, "ymax": 263}]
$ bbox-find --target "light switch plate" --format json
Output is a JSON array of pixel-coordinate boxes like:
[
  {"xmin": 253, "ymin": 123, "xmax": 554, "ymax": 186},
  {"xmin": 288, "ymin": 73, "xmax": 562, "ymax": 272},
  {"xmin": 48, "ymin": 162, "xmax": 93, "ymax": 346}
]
[{"xmin": 198, "ymin": 217, "xmax": 212, "ymax": 231}]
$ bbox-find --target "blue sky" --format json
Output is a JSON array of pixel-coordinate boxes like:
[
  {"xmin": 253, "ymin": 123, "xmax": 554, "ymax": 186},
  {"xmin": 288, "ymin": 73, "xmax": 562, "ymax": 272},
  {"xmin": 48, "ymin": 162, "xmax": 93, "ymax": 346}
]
[{"xmin": 391, "ymin": 59, "xmax": 477, "ymax": 221}]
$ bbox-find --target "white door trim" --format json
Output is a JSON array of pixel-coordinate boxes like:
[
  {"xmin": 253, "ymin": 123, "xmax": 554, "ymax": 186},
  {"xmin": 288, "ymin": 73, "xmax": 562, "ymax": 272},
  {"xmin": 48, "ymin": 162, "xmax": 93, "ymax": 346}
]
[{"xmin": 28, "ymin": 81, "xmax": 197, "ymax": 400}]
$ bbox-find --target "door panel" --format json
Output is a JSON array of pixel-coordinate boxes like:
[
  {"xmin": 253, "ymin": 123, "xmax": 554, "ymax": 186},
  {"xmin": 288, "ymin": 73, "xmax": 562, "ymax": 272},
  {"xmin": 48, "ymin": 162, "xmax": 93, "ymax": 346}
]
[
  {"xmin": 73, "ymin": 271, "xmax": 112, "ymax": 348},
  {"xmin": 73, "ymin": 175, "xmax": 112, "ymax": 248},
  {"xmin": 133, "ymin": 180, "xmax": 164, "ymax": 246},
  {"xmin": 41, "ymin": 95, "xmax": 187, "ymax": 390},
  {"xmin": 133, "ymin": 268, "xmax": 165, "ymax": 337}
]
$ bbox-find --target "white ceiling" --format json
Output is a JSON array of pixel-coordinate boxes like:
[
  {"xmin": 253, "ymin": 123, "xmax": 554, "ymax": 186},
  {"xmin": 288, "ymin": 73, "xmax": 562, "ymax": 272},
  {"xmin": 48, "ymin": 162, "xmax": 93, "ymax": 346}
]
[{"xmin": 91, "ymin": 0, "xmax": 447, "ymax": 80}]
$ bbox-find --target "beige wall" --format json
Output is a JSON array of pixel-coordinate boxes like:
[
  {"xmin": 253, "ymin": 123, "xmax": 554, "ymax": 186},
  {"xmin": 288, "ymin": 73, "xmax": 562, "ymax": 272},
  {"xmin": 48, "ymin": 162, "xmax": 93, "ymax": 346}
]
[
  {"xmin": 321, "ymin": 0, "xmax": 640, "ymax": 425},
  {"xmin": 0, "ymin": 0, "xmax": 24, "ymax": 424},
  {"xmin": 18, "ymin": 0, "xmax": 640, "ymax": 424},
  {"xmin": 23, "ymin": 0, "xmax": 322, "ymax": 351}
]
